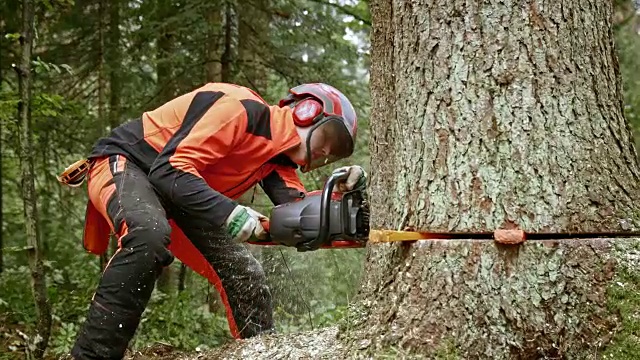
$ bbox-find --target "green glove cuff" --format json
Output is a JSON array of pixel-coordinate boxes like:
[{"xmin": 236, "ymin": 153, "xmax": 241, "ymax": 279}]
[{"xmin": 226, "ymin": 207, "xmax": 250, "ymax": 239}]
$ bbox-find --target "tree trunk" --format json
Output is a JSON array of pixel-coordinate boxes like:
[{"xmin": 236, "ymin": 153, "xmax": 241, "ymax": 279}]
[
  {"xmin": 97, "ymin": 0, "xmax": 106, "ymax": 130},
  {"xmin": 108, "ymin": 0, "xmax": 121, "ymax": 131},
  {"xmin": 39, "ymin": 129, "xmax": 51, "ymax": 257},
  {"xmin": 204, "ymin": 1, "xmax": 222, "ymax": 82},
  {"xmin": 237, "ymin": 0, "xmax": 270, "ymax": 93},
  {"xmin": 16, "ymin": 0, "xmax": 52, "ymax": 357},
  {"xmin": 368, "ymin": 0, "xmax": 640, "ymax": 234},
  {"xmin": 156, "ymin": 0, "xmax": 175, "ymax": 103},
  {"xmin": 220, "ymin": 0, "xmax": 238, "ymax": 83},
  {"xmin": 349, "ymin": 0, "xmax": 640, "ymax": 358}
]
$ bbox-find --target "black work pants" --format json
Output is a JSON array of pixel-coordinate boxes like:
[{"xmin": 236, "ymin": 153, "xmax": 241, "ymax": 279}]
[{"xmin": 71, "ymin": 155, "xmax": 273, "ymax": 359}]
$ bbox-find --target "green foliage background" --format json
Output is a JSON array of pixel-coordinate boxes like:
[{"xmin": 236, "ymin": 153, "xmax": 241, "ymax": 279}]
[
  {"xmin": 1, "ymin": 0, "xmax": 639, "ymax": 358},
  {"xmin": 1, "ymin": 0, "xmax": 371, "ymax": 357}
]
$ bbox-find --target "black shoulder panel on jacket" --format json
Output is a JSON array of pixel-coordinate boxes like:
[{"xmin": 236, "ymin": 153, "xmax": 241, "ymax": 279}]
[{"xmin": 240, "ymin": 99, "xmax": 272, "ymax": 140}]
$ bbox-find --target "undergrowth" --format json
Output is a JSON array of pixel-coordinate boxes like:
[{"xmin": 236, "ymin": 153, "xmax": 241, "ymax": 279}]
[
  {"xmin": 602, "ymin": 241, "xmax": 640, "ymax": 360},
  {"xmin": 0, "ymin": 245, "xmax": 364, "ymax": 359}
]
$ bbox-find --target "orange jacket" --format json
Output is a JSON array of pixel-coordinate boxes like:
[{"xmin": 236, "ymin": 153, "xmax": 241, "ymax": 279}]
[
  {"xmin": 79, "ymin": 84, "xmax": 309, "ymax": 337},
  {"xmin": 88, "ymin": 82, "xmax": 307, "ymax": 227}
]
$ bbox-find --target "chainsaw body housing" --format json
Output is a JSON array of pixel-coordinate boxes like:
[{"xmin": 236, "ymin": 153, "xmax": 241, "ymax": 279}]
[{"xmin": 268, "ymin": 188, "xmax": 369, "ymax": 250}]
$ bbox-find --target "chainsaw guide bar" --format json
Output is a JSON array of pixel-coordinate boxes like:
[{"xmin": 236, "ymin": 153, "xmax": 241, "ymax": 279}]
[{"xmin": 369, "ymin": 229, "xmax": 640, "ymax": 246}]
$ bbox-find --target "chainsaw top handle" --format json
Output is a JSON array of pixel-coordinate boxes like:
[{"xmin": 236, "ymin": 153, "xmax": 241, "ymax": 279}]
[{"xmin": 296, "ymin": 168, "xmax": 350, "ymax": 252}]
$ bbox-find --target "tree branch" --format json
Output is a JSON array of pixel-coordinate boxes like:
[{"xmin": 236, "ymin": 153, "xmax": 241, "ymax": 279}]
[{"xmin": 308, "ymin": 0, "xmax": 371, "ymax": 26}]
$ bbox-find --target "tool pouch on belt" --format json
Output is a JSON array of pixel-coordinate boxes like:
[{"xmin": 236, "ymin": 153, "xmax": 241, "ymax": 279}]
[
  {"xmin": 57, "ymin": 158, "xmax": 111, "ymax": 255},
  {"xmin": 57, "ymin": 158, "xmax": 92, "ymax": 187}
]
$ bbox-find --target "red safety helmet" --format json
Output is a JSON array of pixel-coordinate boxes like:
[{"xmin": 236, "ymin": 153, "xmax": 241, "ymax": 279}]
[{"xmin": 279, "ymin": 83, "xmax": 358, "ymax": 172}]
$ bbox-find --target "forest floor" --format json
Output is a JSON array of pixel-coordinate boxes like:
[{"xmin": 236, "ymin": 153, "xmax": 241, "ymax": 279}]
[
  {"xmin": 122, "ymin": 326, "xmax": 345, "ymax": 360},
  {"xmin": 0, "ymin": 314, "xmax": 23, "ymax": 358}
]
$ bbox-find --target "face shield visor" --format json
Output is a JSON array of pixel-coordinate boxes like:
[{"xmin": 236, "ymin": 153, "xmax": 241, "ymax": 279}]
[{"xmin": 301, "ymin": 116, "xmax": 355, "ymax": 173}]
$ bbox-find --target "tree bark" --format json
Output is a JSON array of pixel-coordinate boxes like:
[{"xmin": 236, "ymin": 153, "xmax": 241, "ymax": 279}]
[
  {"xmin": 368, "ymin": 0, "xmax": 640, "ymax": 234},
  {"xmin": 237, "ymin": 0, "xmax": 270, "ymax": 94},
  {"xmin": 16, "ymin": 0, "xmax": 52, "ymax": 357},
  {"xmin": 156, "ymin": 0, "xmax": 175, "ymax": 103},
  {"xmin": 204, "ymin": 0, "xmax": 222, "ymax": 82},
  {"xmin": 108, "ymin": 0, "xmax": 121, "ymax": 130},
  {"xmin": 220, "ymin": 0, "xmax": 238, "ymax": 83},
  {"xmin": 350, "ymin": 0, "xmax": 640, "ymax": 358}
]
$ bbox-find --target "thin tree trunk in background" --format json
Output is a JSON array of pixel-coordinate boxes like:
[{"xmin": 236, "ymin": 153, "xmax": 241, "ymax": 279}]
[
  {"xmin": 204, "ymin": 1, "xmax": 222, "ymax": 82},
  {"xmin": 200, "ymin": 10, "xmax": 220, "ymax": 304},
  {"xmin": 220, "ymin": 0, "xmax": 237, "ymax": 83},
  {"xmin": 345, "ymin": 0, "xmax": 640, "ymax": 358},
  {"xmin": 39, "ymin": 132, "xmax": 50, "ymax": 257},
  {"xmin": 108, "ymin": 0, "xmax": 121, "ymax": 130},
  {"xmin": 156, "ymin": 0, "xmax": 175, "ymax": 103},
  {"xmin": 97, "ymin": 0, "xmax": 106, "ymax": 129},
  {"xmin": 238, "ymin": 0, "xmax": 269, "ymax": 93},
  {"xmin": 17, "ymin": 0, "xmax": 52, "ymax": 356},
  {"xmin": 0, "ymin": 133, "xmax": 3, "ymax": 275}
]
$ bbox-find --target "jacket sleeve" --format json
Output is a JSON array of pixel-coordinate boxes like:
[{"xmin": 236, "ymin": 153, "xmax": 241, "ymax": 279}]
[
  {"xmin": 148, "ymin": 91, "xmax": 243, "ymax": 229},
  {"xmin": 260, "ymin": 164, "xmax": 307, "ymax": 206}
]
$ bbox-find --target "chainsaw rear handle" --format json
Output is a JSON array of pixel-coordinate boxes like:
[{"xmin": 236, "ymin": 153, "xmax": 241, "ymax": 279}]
[{"xmin": 296, "ymin": 168, "xmax": 350, "ymax": 252}]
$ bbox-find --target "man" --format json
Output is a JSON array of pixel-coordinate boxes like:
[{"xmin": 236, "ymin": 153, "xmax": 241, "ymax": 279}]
[{"xmin": 57, "ymin": 82, "xmax": 366, "ymax": 359}]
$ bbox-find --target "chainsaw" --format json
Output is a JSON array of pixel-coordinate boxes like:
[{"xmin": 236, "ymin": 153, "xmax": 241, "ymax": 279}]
[{"xmin": 249, "ymin": 169, "xmax": 370, "ymax": 252}]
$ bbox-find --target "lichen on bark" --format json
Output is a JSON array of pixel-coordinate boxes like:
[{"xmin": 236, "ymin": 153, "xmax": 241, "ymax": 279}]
[{"xmin": 369, "ymin": 0, "xmax": 640, "ymax": 234}]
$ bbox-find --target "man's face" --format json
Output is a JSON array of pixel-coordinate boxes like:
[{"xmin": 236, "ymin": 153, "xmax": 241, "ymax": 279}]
[
  {"xmin": 301, "ymin": 118, "xmax": 354, "ymax": 172},
  {"xmin": 308, "ymin": 124, "xmax": 331, "ymax": 163}
]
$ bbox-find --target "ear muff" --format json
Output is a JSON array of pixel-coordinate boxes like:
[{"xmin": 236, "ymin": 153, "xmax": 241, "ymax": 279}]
[{"xmin": 292, "ymin": 98, "xmax": 324, "ymax": 127}]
